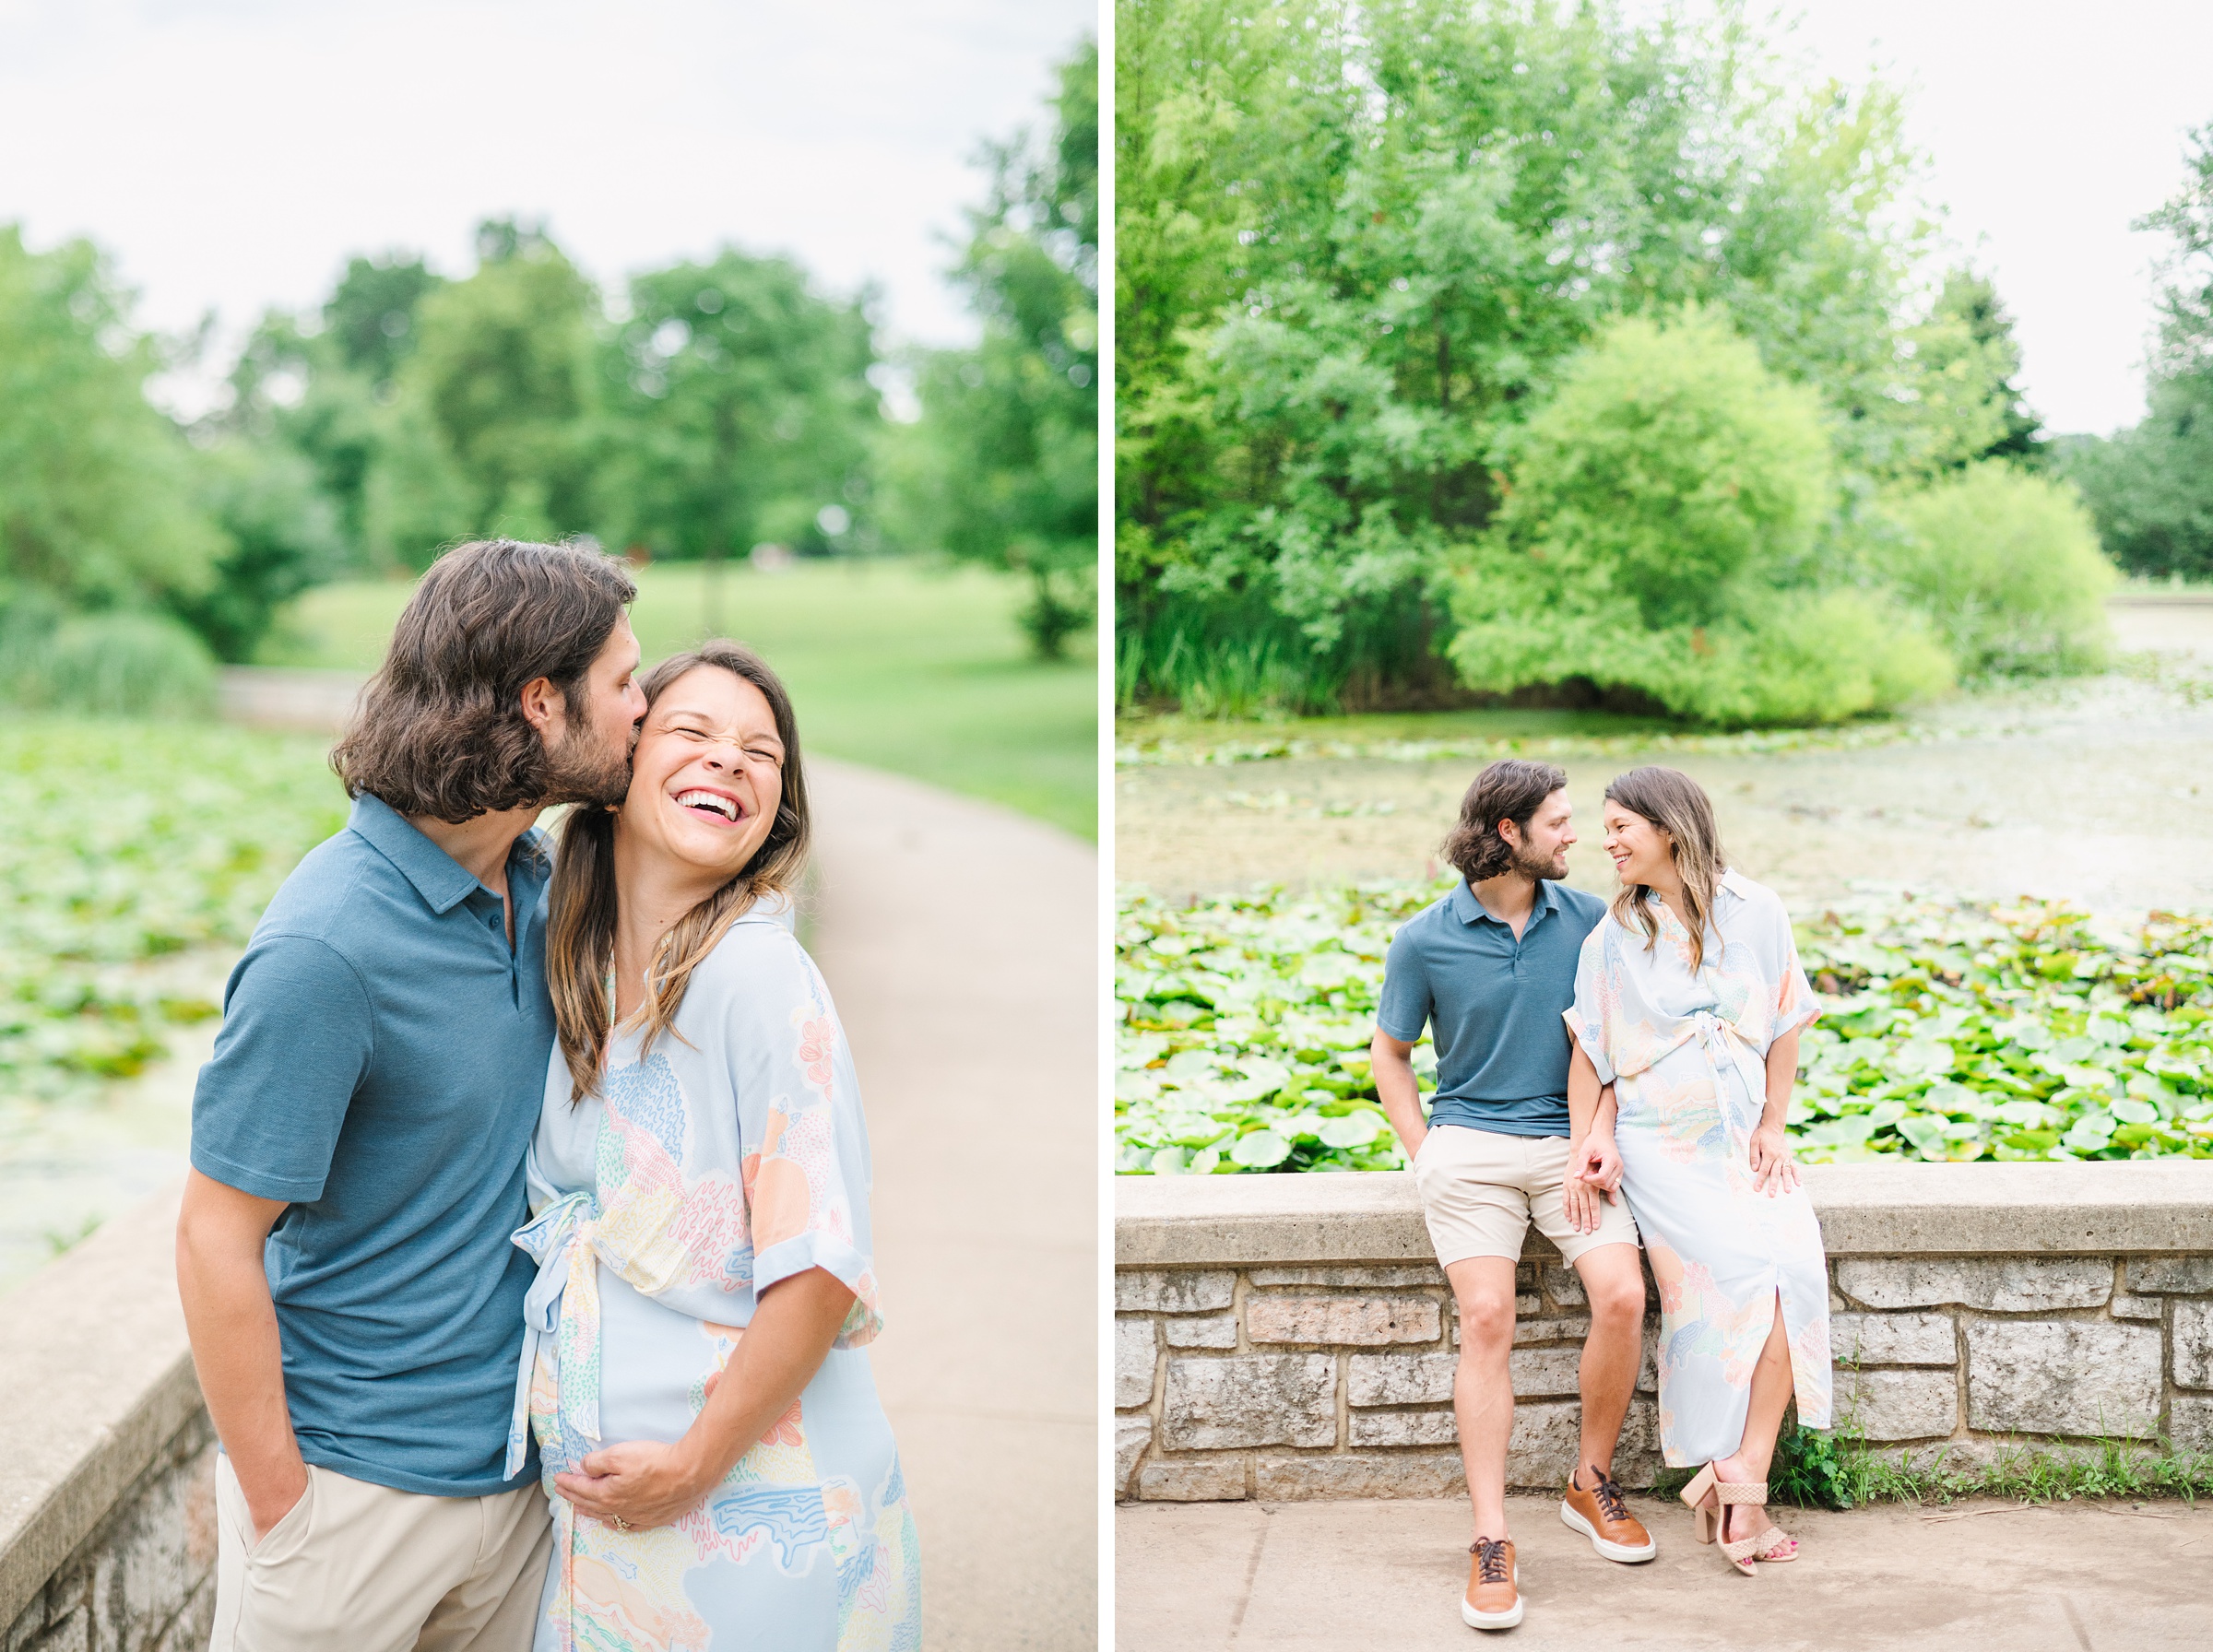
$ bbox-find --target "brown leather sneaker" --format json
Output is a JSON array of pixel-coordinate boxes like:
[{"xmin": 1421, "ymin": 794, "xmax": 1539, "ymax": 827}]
[
  {"xmin": 1460, "ymin": 1537, "xmax": 1521, "ymax": 1631},
  {"xmin": 1560, "ymin": 1464, "xmax": 1657, "ymax": 1563}
]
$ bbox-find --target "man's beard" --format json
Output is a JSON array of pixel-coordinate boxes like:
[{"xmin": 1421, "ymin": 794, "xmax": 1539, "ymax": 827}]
[
  {"xmin": 1512, "ymin": 841, "xmax": 1568, "ymax": 881},
  {"xmin": 539, "ymin": 718, "xmax": 633, "ymax": 807}
]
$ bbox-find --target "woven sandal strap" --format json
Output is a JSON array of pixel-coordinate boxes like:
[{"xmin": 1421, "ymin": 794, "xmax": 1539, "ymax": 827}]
[
  {"xmin": 1720, "ymin": 1534, "xmax": 1763, "ymax": 1563},
  {"xmin": 1716, "ymin": 1483, "xmax": 1768, "ymax": 1505}
]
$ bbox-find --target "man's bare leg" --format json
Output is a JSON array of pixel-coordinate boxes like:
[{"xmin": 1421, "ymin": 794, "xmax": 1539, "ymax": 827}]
[{"xmin": 1443, "ymin": 1256, "xmax": 1520, "ymax": 1539}]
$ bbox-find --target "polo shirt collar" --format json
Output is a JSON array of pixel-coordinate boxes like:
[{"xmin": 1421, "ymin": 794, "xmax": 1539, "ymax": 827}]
[
  {"xmin": 348, "ymin": 794, "xmax": 493, "ymax": 915},
  {"xmin": 1452, "ymin": 878, "xmax": 1562, "ymax": 928}
]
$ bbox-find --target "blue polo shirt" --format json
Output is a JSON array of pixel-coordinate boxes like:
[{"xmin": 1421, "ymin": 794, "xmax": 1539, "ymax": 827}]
[
  {"xmin": 1376, "ymin": 879, "xmax": 1607, "ymax": 1138},
  {"xmin": 191, "ymin": 795, "xmax": 552, "ymax": 1497}
]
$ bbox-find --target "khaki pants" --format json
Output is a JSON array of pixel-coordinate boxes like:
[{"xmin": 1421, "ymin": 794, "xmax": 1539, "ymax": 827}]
[
  {"xmin": 1412, "ymin": 1125, "xmax": 1640, "ymax": 1268},
  {"xmin": 211, "ymin": 1456, "xmax": 553, "ymax": 1652}
]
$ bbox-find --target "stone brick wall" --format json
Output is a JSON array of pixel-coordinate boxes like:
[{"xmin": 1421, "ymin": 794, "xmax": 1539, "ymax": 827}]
[
  {"xmin": 1115, "ymin": 1244, "xmax": 2213, "ymax": 1503},
  {"xmin": 3, "ymin": 1415, "xmax": 217, "ymax": 1652}
]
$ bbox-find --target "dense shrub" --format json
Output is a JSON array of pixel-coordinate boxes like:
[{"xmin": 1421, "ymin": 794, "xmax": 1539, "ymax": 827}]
[
  {"xmin": 174, "ymin": 444, "xmax": 347, "ymax": 662},
  {"xmin": 1882, "ymin": 465, "xmax": 2114, "ymax": 677},
  {"xmin": 1446, "ymin": 313, "xmax": 1954, "ymax": 725},
  {"xmin": 1, "ymin": 605, "xmax": 218, "ymax": 717}
]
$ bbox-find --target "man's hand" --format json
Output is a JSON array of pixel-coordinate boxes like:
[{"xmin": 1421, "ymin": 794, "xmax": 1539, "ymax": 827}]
[
  {"xmin": 1747, "ymin": 1122, "xmax": 1800, "ymax": 1196},
  {"xmin": 246, "ymin": 1462, "xmax": 311, "ymax": 1545},
  {"xmin": 555, "ymin": 1439, "xmax": 715, "ymax": 1530}
]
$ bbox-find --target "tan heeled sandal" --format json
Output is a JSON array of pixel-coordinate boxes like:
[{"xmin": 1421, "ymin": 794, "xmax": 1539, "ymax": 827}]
[
  {"xmin": 1677, "ymin": 1466, "xmax": 1769, "ymax": 1574},
  {"xmin": 1752, "ymin": 1524, "xmax": 1798, "ymax": 1563}
]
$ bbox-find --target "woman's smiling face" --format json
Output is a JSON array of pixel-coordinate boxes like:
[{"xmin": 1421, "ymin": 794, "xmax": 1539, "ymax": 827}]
[
  {"xmin": 1601, "ymin": 800, "xmax": 1675, "ymax": 889},
  {"xmin": 621, "ymin": 664, "xmax": 785, "ymax": 881}
]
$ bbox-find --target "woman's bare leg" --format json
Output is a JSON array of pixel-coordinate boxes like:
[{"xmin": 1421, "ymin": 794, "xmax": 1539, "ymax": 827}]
[{"xmin": 1711, "ymin": 1292, "xmax": 1793, "ymax": 1548}]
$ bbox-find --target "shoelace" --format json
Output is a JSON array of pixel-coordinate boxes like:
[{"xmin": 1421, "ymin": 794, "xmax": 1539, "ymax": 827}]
[
  {"xmin": 1585, "ymin": 1466, "xmax": 1630, "ymax": 1524},
  {"xmin": 1469, "ymin": 1538, "xmax": 1511, "ymax": 1584}
]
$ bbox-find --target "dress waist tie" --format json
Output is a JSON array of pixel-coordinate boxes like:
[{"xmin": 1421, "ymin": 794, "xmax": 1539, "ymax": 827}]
[
  {"xmin": 506, "ymin": 1189, "xmax": 609, "ymax": 1480},
  {"xmin": 506, "ymin": 1191, "xmax": 614, "ymax": 1652}
]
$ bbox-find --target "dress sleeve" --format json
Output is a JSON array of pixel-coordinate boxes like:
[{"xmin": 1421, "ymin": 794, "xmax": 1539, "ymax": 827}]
[
  {"xmin": 726, "ymin": 929, "xmax": 883, "ymax": 1347},
  {"xmin": 1561, "ymin": 927, "xmax": 1617, "ymax": 1086},
  {"xmin": 1766, "ymin": 894, "xmax": 1822, "ymax": 1045}
]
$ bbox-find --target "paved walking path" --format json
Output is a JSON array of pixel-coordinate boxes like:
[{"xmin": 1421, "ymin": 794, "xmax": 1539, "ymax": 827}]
[
  {"xmin": 808, "ymin": 760, "xmax": 1098, "ymax": 1650},
  {"xmin": 1118, "ymin": 1494, "xmax": 2211, "ymax": 1649}
]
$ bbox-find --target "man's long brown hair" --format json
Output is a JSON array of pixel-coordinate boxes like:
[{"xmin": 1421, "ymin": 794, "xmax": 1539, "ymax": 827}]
[
  {"xmin": 1604, "ymin": 765, "xmax": 1728, "ymax": 972},
  {"xmin": 1439, "ymin": 759, "xmax": 1569, "ymax": 882},
  {"xmin": 331, "ymin": 539, "xmax": 636, "ymax": 821},
  {"xmin": 546, "ymin": 641, "xmax": 811, "ymax": 1102}
]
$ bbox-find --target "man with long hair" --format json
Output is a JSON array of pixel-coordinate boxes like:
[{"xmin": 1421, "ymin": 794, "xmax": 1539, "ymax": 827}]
[
  {"xmin": 177, "ymin": 539, "xmax": 645, "ymax": 1648},
  {"xmin": 1371, "ymin": 759, "xmax": 1654, "ymax": 1633}
]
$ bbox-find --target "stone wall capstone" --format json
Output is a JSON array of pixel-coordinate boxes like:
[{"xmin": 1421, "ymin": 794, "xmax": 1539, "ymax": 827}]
[
  {"xmin": 1114, "ymin": 1162, "xmax": 2213, "ymax": 1502},
  {"xmin": 0, "ymin": 1185, "xmax": 217, "ymax": 1649}
]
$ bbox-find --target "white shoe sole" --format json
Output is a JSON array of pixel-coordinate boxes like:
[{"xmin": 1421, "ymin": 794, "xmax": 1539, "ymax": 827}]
[
  {"xmin": 1560, "ymin": 1501, "xmax": 1657, "ymax": 1564},
  {"xmin": 1460, "ymin": 1565, "xmax": 1522, "ymax": 1630}
]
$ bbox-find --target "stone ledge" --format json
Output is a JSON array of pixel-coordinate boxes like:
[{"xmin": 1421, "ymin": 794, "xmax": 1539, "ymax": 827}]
[
  {"xmin": 0, "ymin": 1181, "xmax": 201, "ymax": 1630},
  {"xmin": 1116, "ymin": 1162, "xmax": 2213, "ymax": 1267}
]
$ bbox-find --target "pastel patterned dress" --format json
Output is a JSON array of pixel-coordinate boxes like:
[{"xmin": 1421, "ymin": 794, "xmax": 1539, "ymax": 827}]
[
  {"xmin": 1564, "ymin": 870, "xmax": 1832, "ymax": 1466},
  {"xmin": 506, "ymin": 908, "xmax": 921, "ymax": 1651}
]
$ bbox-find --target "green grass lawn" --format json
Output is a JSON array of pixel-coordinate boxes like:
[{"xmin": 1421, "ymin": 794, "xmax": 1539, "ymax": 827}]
[{"xmin": 269, "ymin": 559, "xmax": 1098, "ymax": 840}]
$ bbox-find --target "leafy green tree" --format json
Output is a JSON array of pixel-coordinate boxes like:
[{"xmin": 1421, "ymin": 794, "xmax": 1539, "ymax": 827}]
[
  {"xmin": 1928, "ymin": 270, "xmax": 2045, "ymax": 467},
  {"xmin": 325, "ymin": 253, "xmax": 443, "ymax": 389},
  {"xmin": 2064, "ymin": 124, "xmax": 2213, "ymax": 578},
  {"xmin": 398, "ymin": 218, "xmax": 601, "ymax": 545},
  {"xmin": 895, "ymin": 39, "xmax": 1098, "ymax": 657},
  {"xmin": 1115, "ymin": 0, "xmax": 2036, "ymax": 709},
  {"xmin": 1448, "ymin": 311, "xmax": 1951, "ymax": 725},
  {"xmin": 0, "ymin": 226, "xmax": 223, "ymax": 611},
  {"xmin": 597, "ymin": 252, "xmax": 876, "ymax": 567}
]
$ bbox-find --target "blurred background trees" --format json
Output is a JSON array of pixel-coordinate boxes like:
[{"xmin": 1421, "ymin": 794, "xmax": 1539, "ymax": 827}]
[
  {"xmin": 2060, "ymin": 124, "xmax": 2213, "ymax": 583},
  {"xmin": 0, "ymin": 42, "xmax": 1098, "ymax": 710},
  {"xmin": 1114, "ymin": 0, "xmax": 2134, "ymax": 724},
  {"xmin": 889, "ymin": 39, "xmax": 1099, "ymax": 657}
]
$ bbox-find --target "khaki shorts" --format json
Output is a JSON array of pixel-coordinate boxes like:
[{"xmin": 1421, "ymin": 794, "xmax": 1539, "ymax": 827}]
[
  {"xmin": 1412, "ymin": 1124, "xmax": 1639, "ymax": 1268},
  {"xmin": 211, "ymin": 1455, "xmax": 552, "ymax": 1652}
]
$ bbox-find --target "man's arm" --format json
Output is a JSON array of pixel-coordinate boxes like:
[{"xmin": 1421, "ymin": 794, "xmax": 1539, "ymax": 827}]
[
  {"xmin": 1371, "ymin": 1031, "xmax": 1428, "ymax": 1162},
  {"xmin": 176, "ymin": 1169, "xmax": 304, "ymax": 1540}
]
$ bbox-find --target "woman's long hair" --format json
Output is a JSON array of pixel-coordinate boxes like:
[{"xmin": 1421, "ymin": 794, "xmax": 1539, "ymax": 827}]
[
  {"xmin": 1604, "ymin": 765, "xmax": 1727, "ymax": 973},
  {"xmin": 546, "ymin": 641, "xmax": 811, "ymax": 1101}
]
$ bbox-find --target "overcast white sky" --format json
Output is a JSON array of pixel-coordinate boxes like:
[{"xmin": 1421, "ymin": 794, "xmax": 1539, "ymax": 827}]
[
  {"xmin": 4, "ymin": 4, "xmax": 2207, "ymax": 435},
  {"xmin": 0, "ymin": 0, "xmax": 1094, "ymax": 405},
  {"xmin": 1777, "ymin": 1, "xmax": 2213, "ymax": 435}
]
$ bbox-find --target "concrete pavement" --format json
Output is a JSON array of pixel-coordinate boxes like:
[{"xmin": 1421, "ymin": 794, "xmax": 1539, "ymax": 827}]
[
  {"xmin": 809, "ymin": 760, "xmax": 1098, "ymax": 1651},
  {"xmin": 1117, "ymin": 1493, "xmax": 2213, "ymax": 1650}
]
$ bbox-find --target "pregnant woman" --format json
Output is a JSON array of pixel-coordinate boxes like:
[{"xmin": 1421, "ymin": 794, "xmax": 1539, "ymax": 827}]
[
  {"xmin": 509, "ymin": 640, "xmax": 920, "ymax": 1650},
  {"xmin": 1564, "ymin": 765, "xmax": 1830, "ymax": 1577}
]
